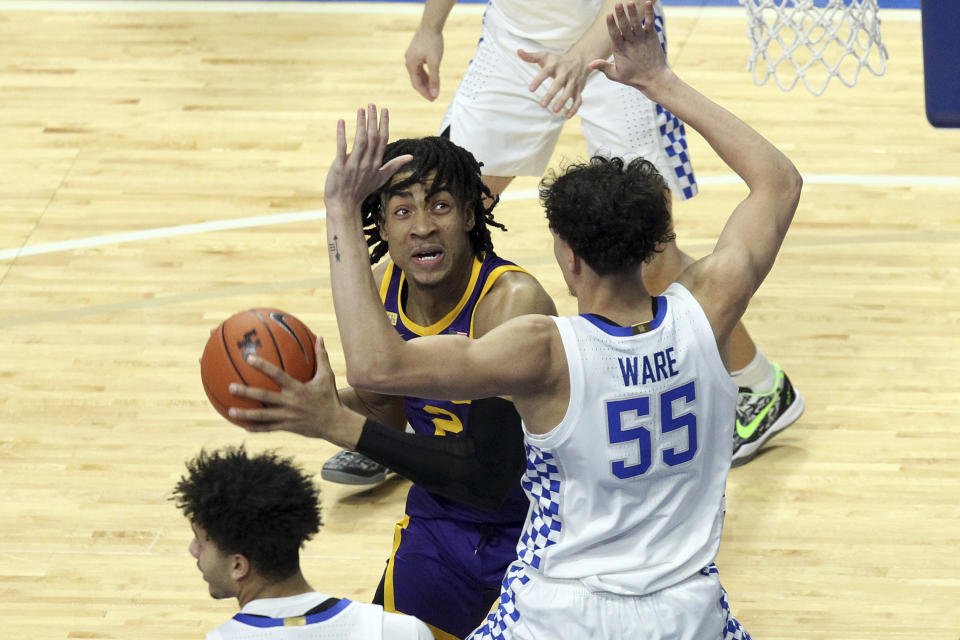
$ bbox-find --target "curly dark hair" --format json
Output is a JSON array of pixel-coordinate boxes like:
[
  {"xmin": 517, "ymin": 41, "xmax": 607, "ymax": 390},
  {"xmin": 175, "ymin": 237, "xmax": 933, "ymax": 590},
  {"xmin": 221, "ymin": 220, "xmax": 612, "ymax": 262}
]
[
  {"xmin": 541, "ymin": 156, "xmax": 675, "ymax": 276},
  {"xmin": 360, "ymin": 136, "xmax": 506, "ymax": 264},
  {"xmin": 172, "ymin": 446, "xmax": 321, "ymax": 583}
]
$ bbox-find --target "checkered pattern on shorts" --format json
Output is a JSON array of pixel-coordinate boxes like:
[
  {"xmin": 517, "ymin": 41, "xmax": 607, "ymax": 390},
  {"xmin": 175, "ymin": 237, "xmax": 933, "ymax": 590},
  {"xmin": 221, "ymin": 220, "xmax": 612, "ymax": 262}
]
[
  {"xmin": 466, "ymin": 561, "xmax": 530, "ymax": 640},
  {"xmin": 516, "ymin": 444, "xmax": 563, "ymax": 570},
  {"xmin": 653, "ymin": 9, "xmax": 698, "ymax": 200},
  {"xmin": 702, "ymin": 564, "xmax": 753, "ymax": 640}
]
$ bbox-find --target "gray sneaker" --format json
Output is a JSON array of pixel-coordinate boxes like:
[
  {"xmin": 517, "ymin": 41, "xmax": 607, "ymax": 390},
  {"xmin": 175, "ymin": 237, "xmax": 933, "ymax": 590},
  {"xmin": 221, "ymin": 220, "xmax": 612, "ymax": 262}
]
[
  {"xmin": 321, "ymin": 450, "xmax": 392, "ymax": 485},
  {"xmin": 731, "ymin": 363, "xmax": 804, "ymax": 467}
]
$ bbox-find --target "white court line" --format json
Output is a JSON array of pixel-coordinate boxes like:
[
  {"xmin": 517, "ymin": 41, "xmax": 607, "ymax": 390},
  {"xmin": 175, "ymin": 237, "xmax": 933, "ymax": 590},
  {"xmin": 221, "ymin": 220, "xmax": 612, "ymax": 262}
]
[
  {"xmin": 2, "ymin": 174, "xmax": 958, "ymax": 261},
  {"xmin": 0, "ymin": 1, "xmax": 922, "ymax": 20}
]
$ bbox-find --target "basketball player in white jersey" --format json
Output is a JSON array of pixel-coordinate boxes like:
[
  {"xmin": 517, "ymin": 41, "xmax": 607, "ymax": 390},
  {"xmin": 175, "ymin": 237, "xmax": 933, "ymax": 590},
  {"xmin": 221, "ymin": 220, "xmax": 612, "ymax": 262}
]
[
  {"xmin": 172, "ymin": 447, "xmax": 432, "ymax": 640},
  {"xmin": 394, "ymin": 0, "xmax": 805, "ymax": 473},
  {"xmin": 236, "ymin": 2, "xmax": 799, "ymax": 636}
]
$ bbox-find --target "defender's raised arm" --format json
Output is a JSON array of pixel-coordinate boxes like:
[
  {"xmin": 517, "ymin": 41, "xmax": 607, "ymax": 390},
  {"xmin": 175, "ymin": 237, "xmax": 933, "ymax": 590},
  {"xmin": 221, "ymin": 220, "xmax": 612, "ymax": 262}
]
[{"xmin": 590, "ymin": 1, "xmax": 802, "ymax": 344}]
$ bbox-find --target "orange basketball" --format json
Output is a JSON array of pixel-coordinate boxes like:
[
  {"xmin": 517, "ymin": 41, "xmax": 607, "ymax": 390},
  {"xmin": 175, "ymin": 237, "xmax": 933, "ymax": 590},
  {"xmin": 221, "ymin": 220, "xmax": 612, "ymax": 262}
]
[{"xmin": 200, "ymin": 308, "xmax": 317, "ymax": 426}]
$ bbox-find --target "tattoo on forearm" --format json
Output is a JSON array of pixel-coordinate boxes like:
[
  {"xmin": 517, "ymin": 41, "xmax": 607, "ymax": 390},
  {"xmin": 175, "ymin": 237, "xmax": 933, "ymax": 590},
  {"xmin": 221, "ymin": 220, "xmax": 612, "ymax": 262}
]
[{"xmin": 328, "ymin": 235, "xmax": 341, "ymax": 262}]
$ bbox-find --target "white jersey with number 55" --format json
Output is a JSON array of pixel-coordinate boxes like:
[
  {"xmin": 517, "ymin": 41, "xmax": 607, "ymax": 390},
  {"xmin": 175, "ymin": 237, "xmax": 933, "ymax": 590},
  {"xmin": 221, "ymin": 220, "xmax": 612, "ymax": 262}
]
[{"xmin": 517, "ymin": 282, "xmax": 737, "ymax": 596}]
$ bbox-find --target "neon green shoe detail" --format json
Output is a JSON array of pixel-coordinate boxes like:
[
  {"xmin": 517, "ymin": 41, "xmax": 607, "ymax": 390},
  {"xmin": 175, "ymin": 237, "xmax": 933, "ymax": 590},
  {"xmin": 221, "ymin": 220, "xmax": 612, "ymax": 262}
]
[{"xmin": 732, "ymin": 363, "xmax": 804, "ymax": 467}]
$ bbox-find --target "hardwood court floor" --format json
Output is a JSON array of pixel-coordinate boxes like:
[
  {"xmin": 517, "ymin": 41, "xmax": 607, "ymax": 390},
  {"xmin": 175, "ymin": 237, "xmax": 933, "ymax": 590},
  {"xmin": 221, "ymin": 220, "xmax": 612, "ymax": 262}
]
[{"xmin": 0, "ymin": 2, "xmax": 958, "ymax": 638}]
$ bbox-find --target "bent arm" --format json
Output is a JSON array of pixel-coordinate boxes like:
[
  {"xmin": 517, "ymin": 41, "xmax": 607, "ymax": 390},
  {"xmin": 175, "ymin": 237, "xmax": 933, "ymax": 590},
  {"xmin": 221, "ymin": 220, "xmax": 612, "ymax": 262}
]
[
  {"xmin": 339, "ymin": 386, "xmax": 407, "ymax": 429},
  {"xmin": 592, "ymin": 3, "xmax": 801, "ymax": 342},
  {"xmin": 356, "ymin": 397, "xmax": 525, "ymax": 511}
]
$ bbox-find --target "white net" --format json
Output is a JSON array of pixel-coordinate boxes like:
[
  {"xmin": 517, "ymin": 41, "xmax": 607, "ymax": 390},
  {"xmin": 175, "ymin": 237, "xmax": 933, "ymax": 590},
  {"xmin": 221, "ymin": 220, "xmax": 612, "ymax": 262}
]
[{"xmin": 741, "ymin": 0, "xmax": 888, "ymax": 95}]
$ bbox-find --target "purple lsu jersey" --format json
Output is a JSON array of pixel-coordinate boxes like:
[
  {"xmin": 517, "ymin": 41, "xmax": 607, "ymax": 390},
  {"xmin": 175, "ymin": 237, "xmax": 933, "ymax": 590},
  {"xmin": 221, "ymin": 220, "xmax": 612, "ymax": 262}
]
[{"xmin": 378, "ymin": 253, "xmax": 531, "ymax": 525}]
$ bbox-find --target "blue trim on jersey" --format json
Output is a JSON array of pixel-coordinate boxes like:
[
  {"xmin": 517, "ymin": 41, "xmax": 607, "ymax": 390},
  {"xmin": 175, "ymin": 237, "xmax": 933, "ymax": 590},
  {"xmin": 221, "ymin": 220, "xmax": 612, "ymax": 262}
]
[
  {"xmin": 651, "ymin": 295, "xmax": 668, "ymax": 329},
  {"xmin": 579, "ymin": 295, "xmax": 668, "ymax": 335},
  {"xmin": 581, "ymin": 313, "xmax": 634, "ymax": 336},
  {"xmin": 232, "ymin": 598, "xmax": 352, "ymax": 627}
]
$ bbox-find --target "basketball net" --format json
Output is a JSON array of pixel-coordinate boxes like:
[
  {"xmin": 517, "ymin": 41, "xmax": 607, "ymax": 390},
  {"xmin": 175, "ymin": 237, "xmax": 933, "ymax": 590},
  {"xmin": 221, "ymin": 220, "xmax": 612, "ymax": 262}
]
[{"xmin": 741, "ymin": 0, "xmax": 888, "ymax": 95}]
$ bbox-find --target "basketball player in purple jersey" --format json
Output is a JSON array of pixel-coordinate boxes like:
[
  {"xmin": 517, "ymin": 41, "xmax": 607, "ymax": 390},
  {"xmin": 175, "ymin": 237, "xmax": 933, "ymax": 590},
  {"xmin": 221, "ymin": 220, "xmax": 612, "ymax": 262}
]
[{"xmin": 232, "ymin": 134, "xmax": 556, "ymax": 639}]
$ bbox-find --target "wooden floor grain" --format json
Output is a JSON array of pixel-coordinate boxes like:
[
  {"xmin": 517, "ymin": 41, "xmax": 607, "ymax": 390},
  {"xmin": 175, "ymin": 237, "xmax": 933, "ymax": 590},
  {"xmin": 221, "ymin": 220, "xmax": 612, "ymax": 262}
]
[{"xmin": 1, "ymin": 3, "xmax": 958, "ymax": 638}]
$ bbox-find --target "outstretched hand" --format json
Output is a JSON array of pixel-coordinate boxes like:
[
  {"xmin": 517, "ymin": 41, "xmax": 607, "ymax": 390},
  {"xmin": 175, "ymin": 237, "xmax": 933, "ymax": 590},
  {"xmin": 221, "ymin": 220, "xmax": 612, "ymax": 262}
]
[
  {"xmin": 228, "ymin": 337, "xmax": 357, "ymax": 444},
  {"xmin": 518, "ymin": 49, "xmax": 589, "ymax": 119},
  {"xmin": 587, "ymin": 1, "xmax": 668, "ymax": 91},
  {"xmin": 323, "ymin": 104, "xmax": 413, "ymax": 217}
]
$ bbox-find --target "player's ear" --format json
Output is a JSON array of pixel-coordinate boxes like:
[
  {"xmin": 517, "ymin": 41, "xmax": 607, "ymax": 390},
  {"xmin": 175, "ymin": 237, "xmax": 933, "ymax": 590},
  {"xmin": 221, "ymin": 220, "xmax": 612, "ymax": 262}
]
[
  {"xmin": 463, "ymin": 202, "xmax": 476, "ymax": 233},
  {"xmin": 231, "ymin": 553, "xmax": 251, "ymax": 582}
]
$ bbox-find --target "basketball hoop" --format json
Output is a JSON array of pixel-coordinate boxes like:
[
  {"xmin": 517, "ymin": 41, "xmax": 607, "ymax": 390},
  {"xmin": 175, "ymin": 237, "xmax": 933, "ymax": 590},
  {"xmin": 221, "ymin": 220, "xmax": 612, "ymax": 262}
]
[{"xmin": 741, "ymin": 0, "xmax": 888, "ymax": 95}]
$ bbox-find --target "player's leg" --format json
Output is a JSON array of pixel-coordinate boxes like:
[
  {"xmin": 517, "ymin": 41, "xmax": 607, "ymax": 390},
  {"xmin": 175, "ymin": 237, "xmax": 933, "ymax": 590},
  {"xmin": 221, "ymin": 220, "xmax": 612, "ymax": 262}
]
[
  {"xmin": 384, "ymin": 516, "xmax": 506, "ymax": 640},
  {"xmin": 440, "ymin": 28, "xmax": 565, "ymax": 184}
]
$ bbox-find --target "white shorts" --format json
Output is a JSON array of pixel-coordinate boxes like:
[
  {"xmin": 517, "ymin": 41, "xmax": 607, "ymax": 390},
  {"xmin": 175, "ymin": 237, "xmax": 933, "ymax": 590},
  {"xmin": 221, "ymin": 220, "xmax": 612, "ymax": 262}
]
[
  {"xmin": 440, "ymin": 3, "xmax": 698, "ymax": 200},
  {"xmin": 466, "ymin": 562, "xmax": 751, "ymax": 640}
]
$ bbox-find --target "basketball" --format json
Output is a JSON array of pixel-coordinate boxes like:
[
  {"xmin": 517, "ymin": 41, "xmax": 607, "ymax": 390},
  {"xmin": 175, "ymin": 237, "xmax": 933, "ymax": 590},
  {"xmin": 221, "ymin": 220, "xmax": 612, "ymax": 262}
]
[{"xmin": 200, "ymin": 308, "xmax": 318, "ymax": 425}]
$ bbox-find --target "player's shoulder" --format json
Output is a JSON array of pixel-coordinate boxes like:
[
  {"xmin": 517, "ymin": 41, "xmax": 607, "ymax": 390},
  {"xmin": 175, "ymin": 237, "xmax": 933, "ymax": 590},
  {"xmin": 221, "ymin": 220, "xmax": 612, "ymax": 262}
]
[
  {"xmin": 481, "ymin": 267, "xmax": 557, "ymax": 314},
  {"xmin": 676, "ymin": 252, "xmax": 752, "ymax": 343},
  {"xmin": 379, "ymin": 606, "xmax": 433, "ymax": 639}
]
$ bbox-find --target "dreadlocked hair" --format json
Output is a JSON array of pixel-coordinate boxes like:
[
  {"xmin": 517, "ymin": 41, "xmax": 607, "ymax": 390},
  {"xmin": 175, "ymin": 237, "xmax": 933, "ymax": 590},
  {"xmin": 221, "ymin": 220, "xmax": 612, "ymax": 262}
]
[
  {"xmin": 360, "ymin": 136, "xmax": 506, "ymax": 264},
  {"xmin": 172, "ymin": 446, "xmax": 321, "ymax": 583},
  {"xmin": 541, "ymin": 156, "xmax": 675, "ymax": 276}
]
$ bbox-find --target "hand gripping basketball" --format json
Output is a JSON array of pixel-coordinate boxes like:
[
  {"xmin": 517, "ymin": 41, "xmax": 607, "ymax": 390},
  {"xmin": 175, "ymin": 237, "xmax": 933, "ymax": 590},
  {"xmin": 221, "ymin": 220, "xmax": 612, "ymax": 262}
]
[{"xmin": 200, "ymin": 308, "xmax": 317, "ymax": 427}]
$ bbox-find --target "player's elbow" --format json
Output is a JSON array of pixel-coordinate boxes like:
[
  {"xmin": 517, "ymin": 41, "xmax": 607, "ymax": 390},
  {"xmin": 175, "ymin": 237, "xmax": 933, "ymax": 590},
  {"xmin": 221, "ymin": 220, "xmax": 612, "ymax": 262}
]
[
  {"xmin": 785, "ymin": 164, "xmax": 803, "ymax": 205},
  {"xmin": 344, "ymin": 352, "xmax": 395, "ymax": 391},
  {"xmin": 775, "ymin": 157, "xmax": 803, "ymax": 208}
]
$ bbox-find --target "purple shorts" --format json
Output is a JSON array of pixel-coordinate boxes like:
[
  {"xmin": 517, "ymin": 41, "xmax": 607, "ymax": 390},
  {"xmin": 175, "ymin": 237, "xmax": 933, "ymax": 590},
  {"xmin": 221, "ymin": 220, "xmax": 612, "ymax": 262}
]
[{"xmin": 380, "ymin": 515, "xmax": 523, "ymax": 639}]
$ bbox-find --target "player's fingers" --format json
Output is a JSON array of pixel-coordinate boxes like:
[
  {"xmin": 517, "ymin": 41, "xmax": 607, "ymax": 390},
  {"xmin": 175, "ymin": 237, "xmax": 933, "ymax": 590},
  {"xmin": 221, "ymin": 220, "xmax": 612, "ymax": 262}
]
[
  {"xmin": 529, "ymin": 67, "xmax": 552, "ymax": 95},
  {"xmin": 517, "ymin": 49, "xmax": 545, "ymax": 65},
  {"xmin": 313, "ymin": 337, "xmax": 335, "ymax": 381},
  {"xmin": 614, "ymin": 3, "xmax": 629, "ymax": 36},
  {"xmin": 228, "ymin": 406, "xmax": 283, "ymax": 427},
  {"xmin": 335, "ymin": 119, "xmax": 346, "ymax": 163},
  {"xmin": 376, "ymin": 106, "xmax": 390, "ymax": 162},
  {"xmin": 229, "ymin": 382, "xmax": 284, "ymax": 405},
  {"xmin": 565, "ymin": 94, "xmax": 583, "ymax": 119},
  {"xmin": 367, "ymin": 104, "xmax": 379, "ymax": 139},
  {"xmin": 381, "ymin": 154, "xmax": 414, "ymax": 181},
  {"xmin": 549, "ymin": 78, "xmax": 580, "ymax": 114},
  {"xmin": 243, "ymin": 354, "xmax": 299, "ymax": 388},
  {"xmin": 541, "ymin": 79, "xmax": 564, "ymax": 110},
  {"xmin": 364, "ymin": 104, "xmax": 379, "ymax": 161},
  {"xmin": 427, "ymin": 62, "xmax": 441, "ymax": 100},
  {"xmin": 587, "ymin": 59, "xmax": 618, "ymax": 83},
  {"xmin": 633, "ymin": 2, "xmax": 651, "ymax": 33},
  {"xmin": 408, "ymin": 65, "xmax": 430, "ymax": 98},
  {"xmin": 350, "ymin": 107, "xmax": 368, "ymax": 160}
]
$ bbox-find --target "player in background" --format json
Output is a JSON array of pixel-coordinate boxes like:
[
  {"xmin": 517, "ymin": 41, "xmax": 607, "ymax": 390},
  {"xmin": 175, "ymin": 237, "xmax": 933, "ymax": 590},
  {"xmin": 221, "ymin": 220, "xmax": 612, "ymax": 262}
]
[
  {"xmin": 233, "ymin": 1, "xmax": 801, "ymax": 636},
  {"xmin": 172, "ymin": 446, "xmax": 432, "ymax": 639}
]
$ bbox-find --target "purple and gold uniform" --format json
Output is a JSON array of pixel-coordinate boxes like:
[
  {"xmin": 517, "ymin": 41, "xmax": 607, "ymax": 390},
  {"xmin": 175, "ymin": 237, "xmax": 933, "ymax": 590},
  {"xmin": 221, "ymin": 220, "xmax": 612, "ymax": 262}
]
[{"xmin": 376, "ymin": 253, "xmax": 532, "ymax": 640}]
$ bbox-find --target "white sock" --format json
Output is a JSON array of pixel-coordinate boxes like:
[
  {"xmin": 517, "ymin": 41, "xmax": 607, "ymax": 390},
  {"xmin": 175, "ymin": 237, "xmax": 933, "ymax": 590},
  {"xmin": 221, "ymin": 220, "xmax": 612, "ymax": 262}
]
[{"xmin": 730, "ymin": 348, "xmax": 776, "ymax": 393}]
